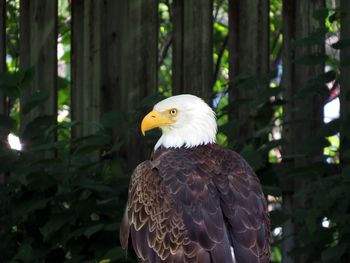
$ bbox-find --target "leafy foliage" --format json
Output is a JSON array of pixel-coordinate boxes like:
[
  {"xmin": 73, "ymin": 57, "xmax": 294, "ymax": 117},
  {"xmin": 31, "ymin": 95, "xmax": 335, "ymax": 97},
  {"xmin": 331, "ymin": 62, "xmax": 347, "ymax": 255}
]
[{"xmin": 0, "ymin": 114, "xmax": 135, "ymax": 262}]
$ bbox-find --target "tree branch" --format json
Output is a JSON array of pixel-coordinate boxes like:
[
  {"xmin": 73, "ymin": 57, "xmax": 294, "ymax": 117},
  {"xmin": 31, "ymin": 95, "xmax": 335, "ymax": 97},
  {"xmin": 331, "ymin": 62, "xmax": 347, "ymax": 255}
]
[
  {"xmin": 158, "ymin": 35, "xmax": 172, "ymax": 68},
  {"xmin": 213, "ymin": 34, "xmax": 228, "ymax": 84}
]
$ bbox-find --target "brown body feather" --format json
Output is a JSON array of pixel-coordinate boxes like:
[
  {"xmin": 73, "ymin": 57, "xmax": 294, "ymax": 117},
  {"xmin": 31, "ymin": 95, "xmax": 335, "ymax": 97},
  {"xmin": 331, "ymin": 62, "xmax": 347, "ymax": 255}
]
[{"xmin": 120, "ymin": 144, "xmax": 270, "ymax": 263}]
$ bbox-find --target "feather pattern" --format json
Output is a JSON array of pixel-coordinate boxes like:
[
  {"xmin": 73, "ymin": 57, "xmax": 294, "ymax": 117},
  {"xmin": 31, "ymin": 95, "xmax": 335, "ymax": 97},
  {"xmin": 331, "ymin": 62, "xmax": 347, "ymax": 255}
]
[{"xmin": 120, "ymin": 143, "xmax": 270, "ymax": 263}]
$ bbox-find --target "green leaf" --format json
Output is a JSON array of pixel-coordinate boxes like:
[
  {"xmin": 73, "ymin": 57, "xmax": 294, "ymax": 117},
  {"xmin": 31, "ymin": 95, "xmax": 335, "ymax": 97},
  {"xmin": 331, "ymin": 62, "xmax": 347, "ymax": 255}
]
[
  {"xmin": 298, "ymin": 136, "xmax": 329, "ymax": 153},
  {"xmin": 101, "ymin": 111, "xmax": 125, "ymax": 129},
  {"xmin": 341, "ymin": 55, "xmax": 350, "ymax": 67},
  {"xmin": 79, "ymin": 183, "xmax": 113, "ymax": 193},
  {"xmin": 262, "ymin": 185, "xmax": 281, "ymax": 196},
  {"xmin": 331, "ymin": 38, "xmax": 350, "ymax": 49},
  {"xmin": 14, "ymin": 242, "xmax": 33, "ymax": 262},
  {"xmin": 84, "ymin": 224, "xmax": 104, "ymax": 238},
  {"xmin": 305, "ymin": 209, "xmax": 319, "ymax": 234},
  {"xmin": 233, "ymin": 73, "xmax": 258, "ymax": 90},
  {"xmin": 0, "ymin": 114, "xmax": 15, "ymax": 134},
  {"xmin": 342, "ymin": 165, "xmax": 350, "ymax": 182},
  {"xmin": 19, "ymin": 67, "xmax": 35, "ymax": 90},
  {"xmin": 12, "ymin": 197, "xmax": 48, "ymax": 218},
  {"xmin": 240, "ymin": 144, "xmax": 263, "ymax": 170},
  {"xmin": 22, "ymin": 115, "xmax": 56, "ymax": 140},
  {"xmin": 328, "ymin": 10, "xmax": 341, "ymax": 23},
  {"xmin": 74, "ymin": 134, "xmax": 111, "ymax": 148},
  {"xmin": 270, "ymin": 210, "xmax": 289, "ymax": 227},
  {"xmin": 0, "ymin": 71, "xmax": 21, "ymax": 98},
  {"xmin": 40, "ymin": 215, "xmax": 71, "ymax": 241},
  {"xmin": 321, "ymin": 244, "xmax": 348, "ymax": 263},
  {"xmin": 258, "ymin": 139, "xmax": 285, "ymax": 153},
  {"xmin": 294, "ymin": 28, "xmax": 327, "ymax": 46},
  {"xmin": 21, "ymin": 89, "xmax": 50, "ymax": 114},
  {"xmin": 312, "ymin": 8, "xmax": 329, "ymax": 21},
  {"xmin": 137, "ymin": 93, "xmax": 166, "ymax": 108},
  {"xmin": 102, "ymin": 247, "xmax": 125, "ymax": 261},
  {"xmin": 318, "ymin": 118, "xmax": 339, "ymax": 137},
  {"xmin": 316, "ymin": 70, "xmax": 337, "ymax": 84},
  {"xmin": 26, "ymin": 140, "xmax": 67, "ymax": 152},
  {"xmin": 295, "ymin": 54, "xmax": 328, "ymax": 65},
  {"xmin": 58, "ymin": 76, "xmax": 70, "ymax": 90},
  {"xmin": 104, "ymin": 222, "xmax": 119, "ymax": 231}
]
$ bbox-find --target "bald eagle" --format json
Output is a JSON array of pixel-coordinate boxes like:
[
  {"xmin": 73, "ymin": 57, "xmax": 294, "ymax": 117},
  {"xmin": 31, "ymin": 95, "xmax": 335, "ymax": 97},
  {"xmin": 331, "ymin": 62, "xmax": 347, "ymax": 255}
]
[{"xmin": 120, "ymin": 94, "xmax": 270, "ymax": 263}]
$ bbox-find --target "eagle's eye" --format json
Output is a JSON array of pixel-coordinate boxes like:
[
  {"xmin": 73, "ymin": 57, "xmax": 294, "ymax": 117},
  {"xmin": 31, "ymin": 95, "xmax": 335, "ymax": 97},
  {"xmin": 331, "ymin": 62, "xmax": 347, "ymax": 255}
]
[{"xmin": 169, "ymin": 108, "xmax": 178, "ymax": 116}]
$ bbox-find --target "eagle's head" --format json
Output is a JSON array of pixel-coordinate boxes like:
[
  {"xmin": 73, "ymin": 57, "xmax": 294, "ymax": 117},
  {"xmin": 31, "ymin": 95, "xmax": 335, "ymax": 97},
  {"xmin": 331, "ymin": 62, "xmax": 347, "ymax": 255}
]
[{"xmin": 141, "ymin": 94, "xmax": 217, "ymax": 149}]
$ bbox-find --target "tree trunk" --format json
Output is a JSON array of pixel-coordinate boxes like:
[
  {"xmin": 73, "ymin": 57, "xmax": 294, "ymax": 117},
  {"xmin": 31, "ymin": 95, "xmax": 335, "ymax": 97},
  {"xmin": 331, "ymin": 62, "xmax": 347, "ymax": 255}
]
[
  {"xmin": 281, "ymin": 1, "xmax": 325, "ymax": 262},
  {"xmin": 172, "ymin": 0, "xmax": 213, "ymax": 98},
  {"xmin": 19, "ymin": 0, "xmax": 57, "ymax": 142},
  {"xmin": 228, "ymin": 0, "xmax": 270, "ymax": 146},
  {"xmin": 340, "ymin": 0, "xmax": 350, "ymax": 157},
  {"xmin": 71, "ymin": 0, "xmax": 102, "ymax": 139}
]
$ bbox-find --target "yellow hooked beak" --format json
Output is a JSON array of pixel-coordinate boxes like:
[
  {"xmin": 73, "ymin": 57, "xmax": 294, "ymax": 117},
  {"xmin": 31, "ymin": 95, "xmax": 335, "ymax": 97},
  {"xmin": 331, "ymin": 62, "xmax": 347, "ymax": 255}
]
[{"xmin": 141, "ymin": 110, "xmax": 175, "ymax": 135}]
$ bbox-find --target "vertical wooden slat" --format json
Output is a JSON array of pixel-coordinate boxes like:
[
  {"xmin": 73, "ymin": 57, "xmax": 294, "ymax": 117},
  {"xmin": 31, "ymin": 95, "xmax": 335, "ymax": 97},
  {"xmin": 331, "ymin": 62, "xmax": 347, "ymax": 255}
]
[
  {"xmin": 281, "ymin": 1, "xmax": 325, "ymax": 263},
  {"xmin": 0, "ymin": 0, "xmax": 6, "ymax": 184},
  {"xmin": 228, "ymin": 0, "xmax": 270, "ymax": 145},
  {"xmin": 293, "ymin": 1, "xmax": 325, "ymax": 159},
  {"xmin": 0, "ymin": 0, "xmax": 6, "ymax": 115},
  {"xmin": 280, "ymin": 1, "xmax": 295, "ymax": 261},
  {"xmin": 71, "ymin": 0, "xmax": 157, "ymax": 168},
  {"xmin": 101, "ymin": 0, "xmax": 121, "ymax": 114},
  {"xmin": 340, "ymin": 0, "xmax": 350, "ymax": 156},
  {"xmin": 120, "ymin": 0, "xmax": 158, "ymax": 169},
  {"xmin": 293, "ymin": 5, "xmax": 325, "ymax": 263},
  {"xmin": 120, "ymin": 0, "xmax": 157, "ymax": 111},
  {"xmin": 71, "ymin": 0, "xmax": 102, "ymax": 138},
  {"xmin": 172, "ymin": 0, "xmax": 213, "ymax": 98},
  {"xmin": 19, "ymin": 0, "xmax": 57, "ymax": 135}
]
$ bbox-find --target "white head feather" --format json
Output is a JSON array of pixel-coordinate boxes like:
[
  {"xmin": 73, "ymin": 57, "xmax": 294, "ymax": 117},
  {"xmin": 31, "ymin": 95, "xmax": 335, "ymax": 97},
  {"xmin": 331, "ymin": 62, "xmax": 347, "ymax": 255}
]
[{"xmin": 153, "ymin": 94, "xmax": 217, "ymax": 149}]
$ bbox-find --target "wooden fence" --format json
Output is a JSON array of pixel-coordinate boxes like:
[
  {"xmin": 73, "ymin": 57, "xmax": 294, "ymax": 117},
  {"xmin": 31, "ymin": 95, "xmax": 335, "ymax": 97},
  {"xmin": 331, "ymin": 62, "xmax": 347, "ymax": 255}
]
[{"xmin": 0, "ymin": 1, "xmax": 350, "ymax": 262}]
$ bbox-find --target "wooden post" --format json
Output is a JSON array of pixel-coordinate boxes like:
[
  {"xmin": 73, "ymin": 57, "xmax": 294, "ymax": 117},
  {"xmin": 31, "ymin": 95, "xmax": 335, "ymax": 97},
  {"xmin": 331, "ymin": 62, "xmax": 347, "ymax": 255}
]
[
  {"xmin": 280, "ymin": 1, "xmax": 295, "ymax": 261},
  {"xmin": 71, "ymin": 0, "xmax": 102, "ymax": 138},
  {"xmin": 0, "ymin": 0, "xmax": 6, "ymax": 115},
  {"xmin": 228, "ymin": 0, "xmax": 270, "ymax": 145},
  {"xmin": 281, "ymin": 1, "xmax": 325, "ymax": 262},
  {"xmin": 172, "ymin": 0, "xmax": 213, "ymax": 98},
  {"xmin": 119, "ymin": 0, "xmax": 158, "ymax": 169},
  {"xmin": 340, "ymin": 0, "xmax": 350, "ymax": 157},
  {"xmin": 101, "ymin": 0, "xmax": 122, "ymax": 115},
  {"xmin": 71, "ymin": 0, "xmax": 157, "ymax": 168},
  {"xmin": 19, "ymin": 0, "xmax": 57, "ymax": 139},
  {"xmin": 0, "ymin": 0, "xmax": 6, "ymax": 184}
]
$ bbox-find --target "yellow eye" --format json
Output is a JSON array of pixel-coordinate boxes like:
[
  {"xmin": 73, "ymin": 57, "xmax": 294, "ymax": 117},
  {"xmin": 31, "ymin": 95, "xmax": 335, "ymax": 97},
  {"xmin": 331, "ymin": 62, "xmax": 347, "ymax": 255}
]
[{"xmin": 170, "ymin": 108, "xmax": 177, "ymax": 116}]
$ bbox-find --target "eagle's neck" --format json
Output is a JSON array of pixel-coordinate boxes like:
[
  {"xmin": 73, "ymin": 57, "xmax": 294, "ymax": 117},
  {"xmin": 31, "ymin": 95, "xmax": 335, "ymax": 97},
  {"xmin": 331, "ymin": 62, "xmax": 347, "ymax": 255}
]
[{"xmin": 154, "ymin": 121, "xmax": 217, "ymax": 150}]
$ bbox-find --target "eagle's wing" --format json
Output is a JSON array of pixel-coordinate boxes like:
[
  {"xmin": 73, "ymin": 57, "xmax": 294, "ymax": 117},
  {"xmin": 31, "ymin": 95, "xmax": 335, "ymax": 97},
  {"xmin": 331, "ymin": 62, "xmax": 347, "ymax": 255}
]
[
  {"xmin": 213, "ymin": 149, "xmax": 271, "ymax": 263},
  {"xmin": 120, "ymin": 151, "xmax": 234, "ymax": 263}
]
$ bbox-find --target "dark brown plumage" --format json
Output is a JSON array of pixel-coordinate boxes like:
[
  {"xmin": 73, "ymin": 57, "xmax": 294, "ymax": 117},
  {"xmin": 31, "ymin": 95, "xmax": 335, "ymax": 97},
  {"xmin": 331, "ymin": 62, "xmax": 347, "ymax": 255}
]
[{"xmin": 120, "ymin": 143, "xmax": 270, "ymax": 263}]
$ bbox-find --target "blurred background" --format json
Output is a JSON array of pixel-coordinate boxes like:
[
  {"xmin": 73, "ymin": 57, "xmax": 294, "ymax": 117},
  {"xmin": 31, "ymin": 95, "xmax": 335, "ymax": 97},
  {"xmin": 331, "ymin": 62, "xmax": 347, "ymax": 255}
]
[{"xmin": 0, "ymin": 0, "xmax": 349, "ymax": 262}]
